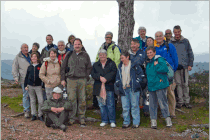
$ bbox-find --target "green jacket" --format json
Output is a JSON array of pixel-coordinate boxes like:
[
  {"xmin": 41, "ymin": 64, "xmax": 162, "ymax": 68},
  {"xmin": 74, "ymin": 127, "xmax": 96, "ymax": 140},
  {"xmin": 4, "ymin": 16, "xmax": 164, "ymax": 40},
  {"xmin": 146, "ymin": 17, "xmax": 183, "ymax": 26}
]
[
  {"xmin": 41, "ymin": 97, "xmax": 72, "ymax": 113},
  {"xmin": 146, "ymin": 55, "xmax": 169, "ymax": 92},
  {"xmin": 95, "ymin": 41, "xmax": 121, "ymax": 68}
]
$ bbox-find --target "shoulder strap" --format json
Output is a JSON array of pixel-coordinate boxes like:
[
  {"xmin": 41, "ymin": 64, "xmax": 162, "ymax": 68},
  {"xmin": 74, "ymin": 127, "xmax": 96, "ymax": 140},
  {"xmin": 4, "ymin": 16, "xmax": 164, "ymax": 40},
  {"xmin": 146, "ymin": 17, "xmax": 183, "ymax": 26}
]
[
  {"xmin": 45, "ymin": 61, "xmax": 48, "ymax": 70},
  {"xmin": 165, "ymin": 42, "xmax": 169, "ymax": 53}
]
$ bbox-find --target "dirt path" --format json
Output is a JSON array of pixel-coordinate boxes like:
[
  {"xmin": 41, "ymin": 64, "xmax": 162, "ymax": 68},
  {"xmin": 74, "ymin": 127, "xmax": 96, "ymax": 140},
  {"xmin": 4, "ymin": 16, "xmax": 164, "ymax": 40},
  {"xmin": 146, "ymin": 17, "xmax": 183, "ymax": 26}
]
[{"xmin": 1, "ymin": 89, "xmax": 192, "ymax": 140}]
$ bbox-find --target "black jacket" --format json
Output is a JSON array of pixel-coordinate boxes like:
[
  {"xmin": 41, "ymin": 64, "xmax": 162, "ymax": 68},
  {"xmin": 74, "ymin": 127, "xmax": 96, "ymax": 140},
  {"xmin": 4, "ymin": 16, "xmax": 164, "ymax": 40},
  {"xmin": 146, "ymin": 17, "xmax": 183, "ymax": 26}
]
[
  {"xmin": 24, "ymin": 63, "xmax": 42, "ymax": 88},
  {"xmin": 91, "ymin": 58, "xmax": 117, "ymax": 96}
]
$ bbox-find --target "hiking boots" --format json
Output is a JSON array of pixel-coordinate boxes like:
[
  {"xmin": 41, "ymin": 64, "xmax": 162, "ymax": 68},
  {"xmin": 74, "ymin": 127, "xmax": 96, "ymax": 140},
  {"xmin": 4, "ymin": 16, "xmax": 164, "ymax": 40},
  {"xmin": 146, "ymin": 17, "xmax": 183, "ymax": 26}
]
[
  {"xmin": 132, "ymin": 124, "xmax": 139, "ymax": 128},
  {"xmin": 176, "ymin": 103, "xmax": 182, "ymax": 109},
  {"xmin": 122, "ymin": 124, "xmax": 130, "ymax": 129},
  {"xmin": 24, "ymin": 111, "xmax": 30, "ymax": 118},
  {"xmin": 38, "ymin": 116, "xmax": 44, "ymax": 122},
  {"xmin": 60, "ymin": 124, "xmax": 67, "ymax": 132},
  {"xmin": 165, "ymin": 117, "xmax": 172, "ymax": 128},
  {"xmin": 184, "ymin": 103, "xmax": 192, "ymax": 109},
  {"xmin": 31, "ymin": 115, "xmax": 37, "ymax": 121},
  {"xmin": 151, "ymin": 119, "xmax": 157, "ymax": 129}
]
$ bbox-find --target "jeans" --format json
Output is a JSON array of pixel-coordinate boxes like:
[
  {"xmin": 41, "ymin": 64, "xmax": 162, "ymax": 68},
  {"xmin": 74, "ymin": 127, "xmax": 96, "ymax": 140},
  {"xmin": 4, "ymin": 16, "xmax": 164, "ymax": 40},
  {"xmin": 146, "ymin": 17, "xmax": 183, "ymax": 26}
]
[
  {"xmin": 21, "ymin": 84, "xmax": 30, "ymax": 112},
  {"xmin": 149, "ymin": 88, "xmax": 170, "ymax": 120},
  {"xmin": 97, "ymin": 91, "xmax": 116, "ymax": 123},
  {"xmin": 121, "ymin": 88, "xmax": 140, "ymax": 125}
]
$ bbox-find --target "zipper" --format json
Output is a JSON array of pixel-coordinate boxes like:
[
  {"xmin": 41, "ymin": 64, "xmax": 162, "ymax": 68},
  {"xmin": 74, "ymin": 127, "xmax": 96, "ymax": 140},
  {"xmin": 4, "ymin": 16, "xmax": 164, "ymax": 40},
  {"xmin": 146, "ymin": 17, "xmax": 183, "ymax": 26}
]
[{"xmin": 34, "ymin": 66, "xmax": 35, "ymax": 85}]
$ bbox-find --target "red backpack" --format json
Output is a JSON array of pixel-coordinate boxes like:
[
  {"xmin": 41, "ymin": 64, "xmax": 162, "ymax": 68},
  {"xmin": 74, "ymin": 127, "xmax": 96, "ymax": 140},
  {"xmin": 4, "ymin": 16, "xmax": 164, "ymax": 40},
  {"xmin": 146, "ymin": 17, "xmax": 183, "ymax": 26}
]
[{"xmin": 45, "ymin": 60, "xmax": 61, "ymax": 70}]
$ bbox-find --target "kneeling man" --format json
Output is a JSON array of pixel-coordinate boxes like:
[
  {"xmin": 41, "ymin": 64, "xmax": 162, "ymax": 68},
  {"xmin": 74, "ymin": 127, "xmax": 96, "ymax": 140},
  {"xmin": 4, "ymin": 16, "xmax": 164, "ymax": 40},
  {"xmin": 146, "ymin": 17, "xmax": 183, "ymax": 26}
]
[{"xmin": 41, "ymin": 86, "xmax": 72, "ymax": 132}]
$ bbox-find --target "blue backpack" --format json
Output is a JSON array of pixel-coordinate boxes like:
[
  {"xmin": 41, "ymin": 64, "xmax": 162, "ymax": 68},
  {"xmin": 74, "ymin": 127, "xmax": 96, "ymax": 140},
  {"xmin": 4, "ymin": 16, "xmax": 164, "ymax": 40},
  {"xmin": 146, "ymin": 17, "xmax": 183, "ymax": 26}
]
[{"xmin": 112, "ymin": 44, "xmax": 121, "ymax": 53}]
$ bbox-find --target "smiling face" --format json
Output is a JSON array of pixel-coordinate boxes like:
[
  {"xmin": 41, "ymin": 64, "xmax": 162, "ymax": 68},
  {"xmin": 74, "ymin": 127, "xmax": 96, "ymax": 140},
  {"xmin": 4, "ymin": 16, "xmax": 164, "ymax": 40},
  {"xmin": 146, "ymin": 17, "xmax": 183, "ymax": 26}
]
[
  {"xmin": 58, "ymin": 42, "xmax": 65, "ymax": 51},
  {"xmin": 50, "ymin": 51, "xmax": 57, "ymax": 61},
  {"xmin": 173, "ymin": 28, "xmax": 182, "ymax": 40},
  {"xmin": 31, "ymin": 54, "xmax": 38, "ymax": 64},
  {"xmin": 120, "ymin": 55, "xmax": 129, "ymax": 64},
  {"xmin": 70, "ymin": 37, "xmax": 75, "ymax": 44},
  {"xmin": 21, "ymin": 44, "xmax": 29, "ymax": 56},
  {"xmin": 46, "ymin": 36, "xmax": 53, "ymax": 45},
  {"xmin": 105, "ymin": 34, "xmax": 112, "ymax": 44},
  {"xmin": 99, "ymin": 53, "xmax": 107, "ymax": 62},
  {"xmin": 155, "ymin": 32, "xmax": 164, "ymax": 44},
  {"xmin": 146, "ymin": 38, "xmax": 154, "ymax": 47},
  {"xmin": 139, "ymin": 29, "xmax": 146, "ymax": 39},
  {"xmin": 32, "ymin": 45, "xmax": 38, "ymax": 52},
  {"xmin": 146, "ymin": 49, "xmax": 156, "ymax": 60},
  {"xmin": 52, "ymin": 92, "xmax": 61, "ymax": 99},
  {"xmin": 131, "ymin": 41, "xmax": 139, "ymax": 52},
  {"xmin": 74, "ymin": 40, "xmax": 82, "ymax": 53}
]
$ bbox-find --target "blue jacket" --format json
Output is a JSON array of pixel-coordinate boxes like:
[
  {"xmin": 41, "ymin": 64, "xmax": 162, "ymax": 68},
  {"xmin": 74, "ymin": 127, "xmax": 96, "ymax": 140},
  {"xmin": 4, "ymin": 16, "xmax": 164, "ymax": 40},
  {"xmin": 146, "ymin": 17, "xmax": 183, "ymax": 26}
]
[
  {"xmin": 115, "ymin": 61, "xmax": 144, "ymax": 96},
  {"xmin": 133, "ymin": 36, "xmax": 148, "ymax": 49},
  {"xmin": 146, "ymin": 55, "xmax": 169, "ymax": 92},
  {"xmin": 155, "ymin": 41, "xmax": 178, "ymax": 72},
  {"xmin": 130, "ymin": 48, "xmax": 146, "ymax": 66}
]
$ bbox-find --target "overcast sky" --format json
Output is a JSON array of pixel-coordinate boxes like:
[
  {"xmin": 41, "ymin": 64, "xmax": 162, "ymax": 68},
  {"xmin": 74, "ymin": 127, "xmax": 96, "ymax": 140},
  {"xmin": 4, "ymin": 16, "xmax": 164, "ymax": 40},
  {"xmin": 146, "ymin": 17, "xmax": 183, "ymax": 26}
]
[{"xmin": 1, "ymin": 1, "xmax": 209, "ymax": 61}]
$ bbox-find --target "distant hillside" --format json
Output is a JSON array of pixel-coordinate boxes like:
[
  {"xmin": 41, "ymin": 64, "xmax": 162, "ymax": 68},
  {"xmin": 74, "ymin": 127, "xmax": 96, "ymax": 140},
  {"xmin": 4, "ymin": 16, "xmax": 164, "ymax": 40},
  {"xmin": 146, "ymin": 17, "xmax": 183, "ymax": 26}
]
[
  {"xmin": 1, "ymin": 60, "xmax": 14, "ymax": 80},
  {"xmin": 1, "ymin": 60, "xmax": 209, "ymax": 80}
]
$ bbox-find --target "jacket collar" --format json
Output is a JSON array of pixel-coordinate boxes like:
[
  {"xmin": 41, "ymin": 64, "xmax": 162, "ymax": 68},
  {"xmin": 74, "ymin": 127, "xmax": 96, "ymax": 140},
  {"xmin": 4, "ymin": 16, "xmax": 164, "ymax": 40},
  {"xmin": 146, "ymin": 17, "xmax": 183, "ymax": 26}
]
[
  {"xmin": 18, "ymin": 51, "xmax": 30, "ymax": 58},
  {"xmin": 171, "ymin": 35, "xmax": 185, "ymax": 42},
  {"xmin": 97, "ymin": 58, "xmax": 111, "ymax": 66}
]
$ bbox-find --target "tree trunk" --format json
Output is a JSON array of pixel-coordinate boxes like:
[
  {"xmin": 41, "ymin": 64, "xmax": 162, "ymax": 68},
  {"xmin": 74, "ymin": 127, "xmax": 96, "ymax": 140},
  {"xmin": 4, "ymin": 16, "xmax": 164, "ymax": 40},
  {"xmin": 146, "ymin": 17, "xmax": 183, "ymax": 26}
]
[{"xmin": 117, "ymin": 0, "xmax": 135, "ymax": 51}]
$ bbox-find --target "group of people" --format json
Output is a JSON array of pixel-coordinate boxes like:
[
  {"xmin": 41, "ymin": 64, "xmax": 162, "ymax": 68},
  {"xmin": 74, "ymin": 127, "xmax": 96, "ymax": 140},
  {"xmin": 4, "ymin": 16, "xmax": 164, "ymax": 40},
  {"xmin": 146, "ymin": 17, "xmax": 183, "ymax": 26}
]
[{"xmin": 12, "ymin": 24, "xmax": 194, "ymax": 131}]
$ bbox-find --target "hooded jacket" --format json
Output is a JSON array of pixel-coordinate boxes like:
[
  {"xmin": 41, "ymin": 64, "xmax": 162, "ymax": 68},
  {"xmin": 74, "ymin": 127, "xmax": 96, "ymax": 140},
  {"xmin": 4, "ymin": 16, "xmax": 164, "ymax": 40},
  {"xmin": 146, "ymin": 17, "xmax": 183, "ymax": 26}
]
[
  {"xmin": 169, "ymin": 35, "xmax": 194, "ymax": 69},
  {"xmin": 115, "ymin": 61, "xmax": 144, "ymax": 96},
  {"xmin": 95, "ymin": 41, "xmax": 121, "ymax": 68},
  {"xmin": 146, "ymin": 55, "xmax": 169, "ymax": 92},
  {"xmin": 39, "ymin": 57, "xmax": 61, "ymax": 88},
  {"xmin": 155, "ymin": 41, "xmax": 178, "ymax": 72},
  {"xmin": 12, "ymin": 51, "xmax": 31, "ymax": 84}
]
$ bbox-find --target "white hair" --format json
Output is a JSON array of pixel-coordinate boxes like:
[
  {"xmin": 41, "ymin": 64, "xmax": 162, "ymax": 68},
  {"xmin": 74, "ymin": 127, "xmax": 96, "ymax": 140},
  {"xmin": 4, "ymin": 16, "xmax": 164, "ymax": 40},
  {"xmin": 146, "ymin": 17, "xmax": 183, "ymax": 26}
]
[
  {"xmin": 138, "ymin": 26, "xmax": 146, "ymax": 34},
  {"xmin": 58, "ymin": 40, "xmax": 65, "ymax": 45},
  {"xmin": 98, "ymin": 49, "xmax": 107, "ymax": 55},
  {"xmin": 155, "ymin": 31, "xmax": 164, "ymax": 37},
  {"xmin": 21, "ymin": 43, "xmax": 28, "ymax": 48}
]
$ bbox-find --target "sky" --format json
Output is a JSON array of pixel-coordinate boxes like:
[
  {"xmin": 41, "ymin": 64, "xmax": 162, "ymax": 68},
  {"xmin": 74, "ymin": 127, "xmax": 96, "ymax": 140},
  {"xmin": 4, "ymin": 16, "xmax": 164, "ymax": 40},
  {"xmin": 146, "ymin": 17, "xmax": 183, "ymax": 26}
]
[{"xmin": 1, "ymin": 1, "xmax": 209, "ymax": 62}]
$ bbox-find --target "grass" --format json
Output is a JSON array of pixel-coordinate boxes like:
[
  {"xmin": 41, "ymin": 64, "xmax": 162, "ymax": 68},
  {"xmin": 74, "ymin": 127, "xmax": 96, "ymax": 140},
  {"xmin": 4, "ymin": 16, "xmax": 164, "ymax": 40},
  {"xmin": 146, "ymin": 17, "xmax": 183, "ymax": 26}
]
[{"xmin": 1, "ymin": 94, "xmax": 23, "ymax": 112}]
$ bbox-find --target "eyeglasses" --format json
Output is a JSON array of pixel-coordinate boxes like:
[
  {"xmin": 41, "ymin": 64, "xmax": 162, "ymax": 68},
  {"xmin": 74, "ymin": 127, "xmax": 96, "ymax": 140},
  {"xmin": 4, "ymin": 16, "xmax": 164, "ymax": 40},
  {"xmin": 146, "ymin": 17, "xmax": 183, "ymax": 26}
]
[
  {"xmin": 105, "ymin": 37, "xmax": 112, "ymax": 39},
  {"xmin": 165, "ymin": 33, "xmax": 171, "ymax": 35}
]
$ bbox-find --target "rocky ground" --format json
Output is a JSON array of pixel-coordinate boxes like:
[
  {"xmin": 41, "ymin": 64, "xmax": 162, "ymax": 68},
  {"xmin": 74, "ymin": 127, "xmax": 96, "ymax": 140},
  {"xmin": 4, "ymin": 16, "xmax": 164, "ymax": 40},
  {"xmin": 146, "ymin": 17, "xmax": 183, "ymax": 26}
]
[{"xmin": 1, "ymin": 86, "xmax": 209, "ymax": 139}]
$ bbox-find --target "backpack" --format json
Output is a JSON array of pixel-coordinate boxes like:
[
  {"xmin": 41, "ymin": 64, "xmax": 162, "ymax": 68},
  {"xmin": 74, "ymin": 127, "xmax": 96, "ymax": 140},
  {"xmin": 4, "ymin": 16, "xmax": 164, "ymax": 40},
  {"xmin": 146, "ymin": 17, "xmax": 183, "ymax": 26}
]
[
  {"xmin": 139, "ymin": 64, "xmax": 147, "ymax": 90},
  {"xmin": 45, "ymin": 60, "xmax": 61, "ymax": 71},
  {"xmin": 112, "ymin": 44, "xmax": 121, "ymax": 53},
  {"xmin": 155, "ymin": 56, "xmax": 174, "ymax": 85}
]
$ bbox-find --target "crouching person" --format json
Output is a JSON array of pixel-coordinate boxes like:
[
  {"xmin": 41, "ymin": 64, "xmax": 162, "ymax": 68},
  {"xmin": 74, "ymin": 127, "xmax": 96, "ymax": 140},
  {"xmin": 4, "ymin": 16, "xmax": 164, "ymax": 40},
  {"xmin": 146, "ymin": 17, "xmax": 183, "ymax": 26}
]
[
  {"xmin": 145, "ymin": 46, "xmax": 172, "ymax": 129},
  {"xmin": 115, "ymin": 51, "xmax": 144, "ymax": 129},
  {"xmin": 41, "ymin": 87, "xmax": 72, "ymax": 132}
]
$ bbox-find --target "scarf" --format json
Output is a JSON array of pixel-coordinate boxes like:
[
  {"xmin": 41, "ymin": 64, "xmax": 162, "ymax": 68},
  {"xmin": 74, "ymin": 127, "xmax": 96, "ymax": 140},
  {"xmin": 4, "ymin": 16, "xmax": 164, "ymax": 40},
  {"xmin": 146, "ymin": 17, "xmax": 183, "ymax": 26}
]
[
  {"xmin": 122, "ymin": 60, "xmax": 131, "ymax": 89},
  {"xmin": 58, "ymin": 49, "xmax": 66, "ymax": 55}
]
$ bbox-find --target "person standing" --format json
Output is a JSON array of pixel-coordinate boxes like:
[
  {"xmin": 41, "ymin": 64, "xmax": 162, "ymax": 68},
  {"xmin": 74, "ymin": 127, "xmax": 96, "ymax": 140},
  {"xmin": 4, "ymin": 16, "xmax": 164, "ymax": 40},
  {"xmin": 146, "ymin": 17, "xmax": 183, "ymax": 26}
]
[
  {"xmin": 170, "ymin": 25, "xmax": 194, "ymax": 109},
  {"xmin": 154, "ymin": 31, "xmax": 178, "ymax": 118},
  {"xmin": 66, "ymin": 35, "xmax": 75, "ymax": 52},
  {"xmin": 145, "ymin": 46, "xmax": 172, "ymax": 129},
  {"xmin": 12, "ymin": 43, "xmax": 31, "ymax": 118},
  {"xmin": 24, "ymin": 52, "xmax": 44, "ymax": 121},
  {"xmin": 90, "ymin": 31, "xmax": 121, "ymax": 110},
  {"xmin": 91, "ymin": 49, "xmax": 117, "ymax": 128},
  {"xmin": 165, "ymin": 29, "xmax": 173, "ymax": 43},
  {"xmin": 29, "ymin": 42, "xmax": 41, "ymax": 57},
  {"xmin": 39, "ymin": 48, "xmax": 61, "ymax": 100},
  {"xmin": 57, "ymin": 40, "xmax": 70, "ymax": 64},
  {"xmin": 40, "ymin": 34, "xmax": 58, "ymax": 63},
  {"xmin": 115, "ymin": 51, "xmax": 144, "ymax": 128},
  {"xmin": 133, "ymin": 26, "xmax": 148, "ymax": 49},
  {"xmin": 61, "ymin": 38, "xmax": 92, "ymax": 127}
]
